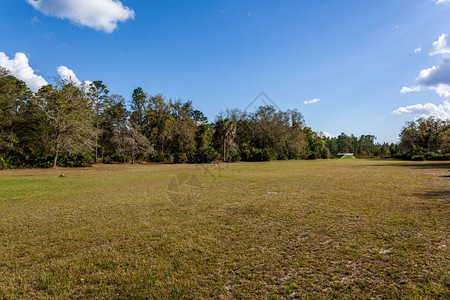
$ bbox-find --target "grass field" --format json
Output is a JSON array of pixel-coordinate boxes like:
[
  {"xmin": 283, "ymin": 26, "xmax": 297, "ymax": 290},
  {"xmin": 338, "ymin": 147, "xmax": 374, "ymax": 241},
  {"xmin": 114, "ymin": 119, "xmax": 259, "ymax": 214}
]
[{"xmin": 0, "ymin": 160, "xmax": 449, "ymax": 299}]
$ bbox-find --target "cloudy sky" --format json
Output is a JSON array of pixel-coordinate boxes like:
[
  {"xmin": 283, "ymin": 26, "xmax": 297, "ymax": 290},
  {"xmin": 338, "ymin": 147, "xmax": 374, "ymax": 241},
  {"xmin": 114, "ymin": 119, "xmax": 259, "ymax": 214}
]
[{"xmin": 1, "ymin": 0, "xmax": 450, "ymax": 142}]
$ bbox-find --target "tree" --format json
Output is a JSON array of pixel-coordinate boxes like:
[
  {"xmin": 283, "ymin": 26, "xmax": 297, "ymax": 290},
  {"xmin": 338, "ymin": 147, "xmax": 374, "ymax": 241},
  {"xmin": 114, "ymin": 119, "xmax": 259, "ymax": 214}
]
[
  {"xmin": 0, "ymin": 68, "xmax": 25, "ymax": 154},
  {"xmin": 325, "ymin": 137, "xmax": 339, "ymax": 157},
  {"xmin": 399, "ymin": 117, "xmax": 450, "ymax": 156},
  {"xmin": 214, "ymin": 118, "xmax": 236, "ymax": 161},
  {"xmin": 213, "ymin": 106, "xmax": 307, "ymax": 161},
  {"xmin": 38, "ymin": 80, "xmax": 95, "ymax": 167},
  {"xmin": 88, "ymin": 81, "xmax": 109, "ymax": 163},
  {"xmin": 5, "ymin": 65, "xmax": 422, "ymax": 167},
  {"xmin": 167, "ymin": 99, "xmax": 197, "ymax": 155},
  {"xmin": 0, "ymin": 68, "xmax": 46, "ymax": 164},
  {"xmin": 337, "ymin": 133, "xmax": 354, "ymax": 153},
  {"xmin": 303, "ymin": 126, "xmax": 325, "ymax": 159},
  {"xmin": 192, "ymin": 109, "xmax": 208, "ymax": 124},
  {"xmin": 124, "ymin": 125, "xmax": 151, "ymax": 164},
  {"xmin": 389, "ymin": 143, "xmax": 399, "ymax": 157},
  {"xmin": 143, "ymin": 94, "xmax": 172, "ymax": 154},
  {"xmin": 130, "ymin": 87, "xmax": 148, "ymax": 130},
  {"xmin": 100, "ymin": 94, "xmax": 129, "ymax": 160},
  {"xmin": 195, "ymin": 123, "xmax": 211, "ymax": 150},
  {"xmin": 380, "ymin": 143, "xmax": 390, "ymax": 157}
]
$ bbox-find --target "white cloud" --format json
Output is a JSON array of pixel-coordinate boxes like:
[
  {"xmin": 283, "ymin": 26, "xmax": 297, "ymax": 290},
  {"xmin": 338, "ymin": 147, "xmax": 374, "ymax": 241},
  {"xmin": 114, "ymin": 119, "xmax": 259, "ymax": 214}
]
[
  {"xmin": 26, "ymin": 0, "xmax": 135, "ymax": 33},
  {"xmin": 416, "ymin": 56, "xmax": 450, "ymax": 97},
  {"xmin": 434, "ymin": 0, "xmax": 450, "ymax": 4},
  {"xmin": 430, "ymin": 34, "xmax": 450, "ymax": 56},
  {"xmin": 0, "ymin": 52, "xmax": 92, "ymax": 92},
  {"xmin": 401, "ymin": 86, "xmax": 422, "ymax": 94},
  {"xmin": 429, "ymin": 84, "xmax": 450, "ymax": 98},
  {"xmin": 57, "ymin": 66, "xmax": 81, "ymax": 85},
  {"xmin": 401, "ymin": 56, "xmax": 450, "ymax": 98},
  {"xmin": 0, "ymin": 52, "xmax": 48, "ymax": 92},
  {"xmin": 414, "ymin": 48, "xmax": 422, "ymax": 53},
  {"xmin": 304, "ymin": 98, "xmax": 320, "ymax": 105},
  {"xmin": 57, "ymin": 66, "xmax": 92, "ymax": 88},
  {"xmin": 398, "ymin": 31, "xmax": 450, "ymax": 120},
  {"xmin": 393, "ymin": 100, "xmax": 450, "ymax": 119}
]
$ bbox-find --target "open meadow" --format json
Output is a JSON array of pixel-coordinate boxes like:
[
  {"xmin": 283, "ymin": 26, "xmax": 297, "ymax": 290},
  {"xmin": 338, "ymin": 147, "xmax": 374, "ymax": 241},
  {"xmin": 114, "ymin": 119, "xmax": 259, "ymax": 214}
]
[{"xmin": 0, "ymin": 160, "xmax": 449, "ymax": 299}]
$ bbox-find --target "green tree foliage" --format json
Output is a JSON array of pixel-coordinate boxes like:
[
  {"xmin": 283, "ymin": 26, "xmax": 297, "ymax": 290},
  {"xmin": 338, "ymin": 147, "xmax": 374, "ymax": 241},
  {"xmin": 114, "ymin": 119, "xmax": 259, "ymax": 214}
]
[
  {"xmin": 324, "ymin": 133, "xmax": 400, "ymax": 158},
  {"xmin": 303, "ymin": 127, "xmax": 326, "ymax": 159},
  {"xmin": 37, "ymin": 80, "xmax": 96, "ymax": 167},
  {"xmin": 167, "ymin": 100, "xmax": 197, "ymax": 155},
  {"xmin": 0, "ymin": 67, "xmax": 37, "ymax": 154},
  {"xmin": 213, "ymin": 118, "xmax": 237, "ymax": 161},
  {"xmin": 143, "ymin": 94, "xmax": 172, "ymax": 154},
  {"xmin": 213, "ymin": 106, "xmax": 307, "ymax": 161},
  {"xmin": 192, "ymin": 109, "xmax": 208, "ymax": 124},
  {"xmin": 2, "ymin": 70, "xmax": 447, "ymax": 168},
  {"xmin": 99, "ymin": 94, "xmax": 130, "ymax": 161},
  {"xmin": 88, "ymin": 80, "xmax": 110, "ymax": 163},
  {"xmin": 399, "ymin": 117, "xmax": 449, "ymax": 159},
  {"xmin": 0, "ymin": 67, "xmax": 47, "ymax": 167},
  {"xmin": 130, "ymin": 87, "xmax": 148, "ymax": 129},
  {"xmin": 0, "ymin": 68, "xmax": 20, "ymax": 153}
]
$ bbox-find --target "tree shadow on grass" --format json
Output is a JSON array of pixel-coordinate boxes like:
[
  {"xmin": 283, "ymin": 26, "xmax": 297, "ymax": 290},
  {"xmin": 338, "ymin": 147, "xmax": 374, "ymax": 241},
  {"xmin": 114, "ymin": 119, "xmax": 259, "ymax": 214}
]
[
  {"xmin": 410, "ymin": 190, "xmax": 450, "ymax": 212},
  {"xmin": 372, "ymin": 162, "xmax": 450, "ymax": 170},
  {"xmin": 413, "ymin": 190, "xmax": 450, "ymax": 199},
  {"xmin": 406, "ymin": 188, "xmax": 449, "ymax": 212}
]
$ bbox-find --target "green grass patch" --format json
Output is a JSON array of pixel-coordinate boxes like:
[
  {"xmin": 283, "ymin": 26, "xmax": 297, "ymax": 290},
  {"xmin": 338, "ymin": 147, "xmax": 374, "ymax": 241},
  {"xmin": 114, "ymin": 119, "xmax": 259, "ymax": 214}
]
[{"xmin": 0, "ymin": 160, "xmax": 449, "ymax": 298}]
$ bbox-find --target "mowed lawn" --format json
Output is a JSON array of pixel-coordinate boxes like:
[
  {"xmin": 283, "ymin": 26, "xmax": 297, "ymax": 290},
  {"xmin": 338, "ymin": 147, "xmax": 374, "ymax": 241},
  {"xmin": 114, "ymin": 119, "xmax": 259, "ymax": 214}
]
[{"xmin": 0, "ymin": 160, "xmax": 449, "ymax": 299}]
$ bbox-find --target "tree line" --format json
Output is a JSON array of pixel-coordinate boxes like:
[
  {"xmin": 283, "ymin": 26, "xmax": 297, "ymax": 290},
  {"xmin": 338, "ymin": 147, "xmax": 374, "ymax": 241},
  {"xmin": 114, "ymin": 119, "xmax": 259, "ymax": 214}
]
[
  {"xmin": 397, "ymin": 117, "xmax": 449, "ymax": 161},
  {"xmin": 0, "ymin": 68, "xmax": 448, "ymax": 168}
]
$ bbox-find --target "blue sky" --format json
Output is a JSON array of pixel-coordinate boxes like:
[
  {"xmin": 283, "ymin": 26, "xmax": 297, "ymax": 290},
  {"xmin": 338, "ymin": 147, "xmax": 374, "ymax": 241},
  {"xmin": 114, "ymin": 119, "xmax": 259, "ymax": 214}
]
[{"xmin": 1, "ymin": 0, "xmax": 450, "ymax": 142}]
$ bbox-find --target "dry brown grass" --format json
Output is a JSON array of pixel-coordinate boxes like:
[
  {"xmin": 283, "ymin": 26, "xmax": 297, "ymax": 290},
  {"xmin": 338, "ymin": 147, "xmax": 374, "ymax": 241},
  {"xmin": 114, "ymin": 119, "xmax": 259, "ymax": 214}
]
[{"xmin": 0, "ymin": 160, "xmax": 449, "ymax": 299}]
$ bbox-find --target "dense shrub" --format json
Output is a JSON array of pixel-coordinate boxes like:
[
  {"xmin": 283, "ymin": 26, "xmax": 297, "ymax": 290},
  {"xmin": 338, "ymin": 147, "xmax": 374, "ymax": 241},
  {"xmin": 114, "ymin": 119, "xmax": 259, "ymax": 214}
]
[
  {"xmin": 173, "ymin": 153, "xmax": 188, "ymax": 164},
  {"xmin": 192, "ymin": 147, "xmax": 219, "ymax": 163},
  {"xmin": 229, "ymin": 153, "xmax": 241, "ymax": 162},
  {"xmin": 163, "ymin": 154, "xmax": 174, "ymax": 163},
  {"xmin": 307, "ymin": 152, "xmax": 318, "ymax": 160},
  {"xmin": 243, "ymin": 148, "xmax": 274, "ymax": 162},
  {"xmin": 0, "ymin": 155, "xmax": 53, "ymax": 169},
  {"xmin": 425, "ymin": 152, "xmax": 450, "ymax": 161},
  {"xmin": 101, "ymin": 156, "xmax": 111, "ymax": 164},
  {"xmin": 240, "ymin": 149, "xmax": 251, "ymax": 161},
  {"xmin": 146, "ymin": 153, "xmax": 165, "ymax": 163},
  {"xmin": 3, "ymin": 155, "xmax": 21, "ymax": 168},
  {"xmin": 276, "ymin": 154, "xmax": 289, "ymax": 160},
  {"xmin": 411, "ymin": 155, "xmax": 425, "ymax": 161},
  {"xmin": 29, "ymin": 157, "xmax": 53, "ymax": 168},
  {"xmin": 101, "ymin": 154, "xmax": 134, "ymax": 164},
  {"xmin": 58, "ymin": 153, "xmax": 94, "ymax": 167},
  {"xmin": 393, "ymin": 153, "xmax": 411, "ymax": 160},
  {"xmin": 289, "ymin": 153, "xmax": 302, "ymax": 160}
]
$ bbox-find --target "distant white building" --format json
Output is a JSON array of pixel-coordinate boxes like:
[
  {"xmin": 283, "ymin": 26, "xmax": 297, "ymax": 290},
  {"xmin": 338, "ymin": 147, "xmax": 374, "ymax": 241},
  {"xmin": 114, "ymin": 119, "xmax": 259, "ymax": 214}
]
[{"xmin": 338, "ymin": 153, "xmax": 355, "ymax": 159}]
